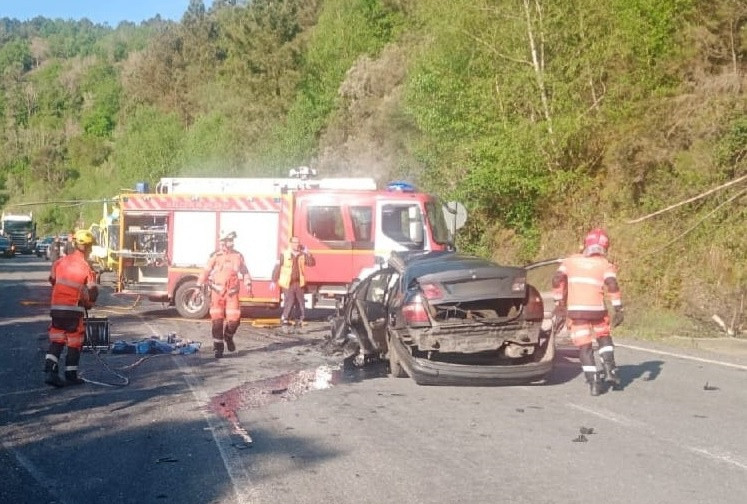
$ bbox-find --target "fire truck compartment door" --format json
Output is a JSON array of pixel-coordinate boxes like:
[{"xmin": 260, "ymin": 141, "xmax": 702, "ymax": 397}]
[
  {"xmin": 219, "ymin": 211, "xmax": 279, "ymax": 280},
  {"xmin": 173, "ymin": 212, "xmax": 216, "ymax": 266}
]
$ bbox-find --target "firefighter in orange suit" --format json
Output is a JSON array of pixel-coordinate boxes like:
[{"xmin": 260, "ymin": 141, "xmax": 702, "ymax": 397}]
[
  {"xmin": 271, "ymin": 236, "xmax": 315, "ymax": 326},
  {"xmin": 552, "ymin": 228, "xmax": 624, "ymax": 396},
  {"xmin": 196, "ymin": 231, "xmax": 252, "ymax": 358},
  {"xmin": 44, "ymin": 229, "xmax": 99, "ymax": 387}
]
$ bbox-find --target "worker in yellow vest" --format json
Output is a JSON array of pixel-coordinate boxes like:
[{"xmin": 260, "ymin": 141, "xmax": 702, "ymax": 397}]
[{"xmin": 271, "ymin": 236, "xmax": 315, "ymax": 326}]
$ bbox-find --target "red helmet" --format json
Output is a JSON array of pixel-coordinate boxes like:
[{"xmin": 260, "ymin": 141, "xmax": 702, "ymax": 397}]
[{"xmin": 583, "ymin": 228, "xmax": 609, "ymax": 256}]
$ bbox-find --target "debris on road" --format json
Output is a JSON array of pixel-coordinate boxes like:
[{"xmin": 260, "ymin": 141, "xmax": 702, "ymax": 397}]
[{"xmin": 703, "ymin": 381, "xmax": 719, "ymax": 391}]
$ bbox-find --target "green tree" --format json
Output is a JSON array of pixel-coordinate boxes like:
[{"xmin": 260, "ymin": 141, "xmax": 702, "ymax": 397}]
[
  {"xmin": 80, "ymin": 62, "xmax": 121, "ymax": 138},
  {"xmin": 112, "ymin": 105, "xmax": 184, "ymax": 184},
  {"xmin": 263, "ymin": 0, "xmax": 403, "ymax": 167},
  {"xmin": 0, "ymin": 39, "xmax": 32, "ymax": 73}
]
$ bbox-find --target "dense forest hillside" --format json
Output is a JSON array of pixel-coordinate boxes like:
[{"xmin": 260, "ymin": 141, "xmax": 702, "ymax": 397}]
[{"xmin": 0, "ymin": 0, "xmax": 745, "ymax": 337}]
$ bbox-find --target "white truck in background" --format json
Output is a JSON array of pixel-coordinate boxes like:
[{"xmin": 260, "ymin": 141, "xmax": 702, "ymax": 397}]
[{"xmin": 0, "ymin": 211, "xmax": 36, "ymax": 254}]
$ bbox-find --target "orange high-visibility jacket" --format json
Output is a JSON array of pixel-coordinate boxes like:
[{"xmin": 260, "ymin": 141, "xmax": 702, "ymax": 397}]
[
  {"xmin": 49, "ymin": 250, "xmax": 98, "ymax": 313},
  {"xmin": 198, "ymin": 249, "xmax": 250, "ymax": 294},
  {"xmin": 552, "ymin": 253, "xmax": 622, "ymax": 320}
]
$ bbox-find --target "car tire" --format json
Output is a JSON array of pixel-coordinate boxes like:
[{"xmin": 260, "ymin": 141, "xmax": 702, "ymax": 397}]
[
  {"xmin": 387, "ymin": 332, "xmax": 407, "ymax": 378},
  {"xmin": 174, "ymin": 280, "xmax": 210, "ymax": 319}
]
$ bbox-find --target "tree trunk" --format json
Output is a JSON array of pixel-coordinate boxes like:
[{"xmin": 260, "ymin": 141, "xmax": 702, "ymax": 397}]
[{"xmin": 523, "ymin": 0, "xmax": 553, "ymax": 139}]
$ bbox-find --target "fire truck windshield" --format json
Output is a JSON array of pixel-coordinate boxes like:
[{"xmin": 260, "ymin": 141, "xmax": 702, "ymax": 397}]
[{"xmin": 381, "ymin": 204, "xmax": 425, "ymax": 250}]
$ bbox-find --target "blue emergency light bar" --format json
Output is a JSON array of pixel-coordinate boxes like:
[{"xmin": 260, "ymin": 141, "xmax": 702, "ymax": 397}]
[{"xmin": 386, "ymin": 181, "xmax": 416, "ymax": 192}]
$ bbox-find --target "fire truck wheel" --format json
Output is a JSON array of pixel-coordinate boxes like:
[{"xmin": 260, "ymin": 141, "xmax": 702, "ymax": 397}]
[{"xmin": 175, "ymin": 280, "xmax": 210, "ymax": 319}]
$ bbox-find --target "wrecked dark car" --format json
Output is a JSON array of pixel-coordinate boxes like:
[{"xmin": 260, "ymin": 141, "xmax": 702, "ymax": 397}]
[{"xmin": 329, "ymin": 251, "xmax": 556, "ymax": 385}]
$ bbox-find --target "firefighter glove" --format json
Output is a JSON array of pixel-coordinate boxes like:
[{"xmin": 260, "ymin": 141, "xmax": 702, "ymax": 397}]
[{"xmin": 612, "ymin": 307, "xmax": 624, "ymax": 327}]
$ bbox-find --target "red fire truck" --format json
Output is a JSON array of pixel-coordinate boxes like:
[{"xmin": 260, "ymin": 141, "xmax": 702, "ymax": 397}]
[{"xmin": 110, "ymin": 170, "xmax": 459, "ymax": 318}]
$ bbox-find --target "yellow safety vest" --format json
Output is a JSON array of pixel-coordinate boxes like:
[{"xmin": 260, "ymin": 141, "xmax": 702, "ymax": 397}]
[{"xmin": 278, "ymin": 249, "xmax": 306, "ymax": 289}]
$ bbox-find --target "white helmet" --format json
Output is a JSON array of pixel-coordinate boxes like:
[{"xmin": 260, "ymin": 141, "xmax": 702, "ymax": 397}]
[{"xmin": 220, "ymin": 230, "xmax": 237, "ymax": 242}]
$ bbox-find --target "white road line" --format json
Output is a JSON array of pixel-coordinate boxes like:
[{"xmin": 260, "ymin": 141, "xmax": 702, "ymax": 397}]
[
  {"xmin": 1, "ymin": 440, "xmax": 69, "ymax": 504},
  {"xmin": 686, "ymin": 446, "xmax": 747, "ymax": 471},
  {"xmin": 568, "ymin": 403, "xmax": 646, "ymax": 428},
  {"xmin": 141, "ymin": 319, "xmax": 257, "ymax": 504},
  {"xmin": 568, "ymin": 402, "xmax": 747, "ymax": 473},
  {"xmin": 617, "ymin": 343, "xmax": 747, "ymax": 371}
]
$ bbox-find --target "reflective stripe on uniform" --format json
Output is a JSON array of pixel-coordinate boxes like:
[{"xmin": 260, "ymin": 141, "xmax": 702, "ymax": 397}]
[
  {"xmin": 593, "ymin": 325, "xmax": 609, "ymax": 336},
  {"xmin": 567, "ymin": 303, "xmax": 606, "ymax": 311},
  {"xmin": 50, "ymin": 305, "xmax": 85, "ymax": 312},
  {"xmin": 567, "ymin": 276, "xmax": 603, "ymax": 287},
  {"xmin": 573, "ymin": 328, "xmax": 591, "ymax": 338},
  {"xmin": 55, "ymin": 278, "xmax": 85, "ymax": 290}
]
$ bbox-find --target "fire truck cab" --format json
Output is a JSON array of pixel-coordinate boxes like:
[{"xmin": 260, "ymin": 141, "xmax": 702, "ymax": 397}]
[{"xmin": 111, "ymin": 171, "xmax": 457, "ymax": 319}]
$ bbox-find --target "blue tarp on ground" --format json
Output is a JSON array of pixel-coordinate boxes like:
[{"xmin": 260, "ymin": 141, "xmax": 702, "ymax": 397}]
[{"xmin": 111, "ymin": 337, "xmax": 201, "ymax": 355}]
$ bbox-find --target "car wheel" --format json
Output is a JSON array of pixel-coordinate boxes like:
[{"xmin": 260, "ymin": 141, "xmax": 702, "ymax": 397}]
[
  {"xmin": 174, "ymin": 280, "xmax": 210, "ymax": 319},
  {"xmin": 387, "ymin": 332, "xmax": 407, "ymax": 378}
]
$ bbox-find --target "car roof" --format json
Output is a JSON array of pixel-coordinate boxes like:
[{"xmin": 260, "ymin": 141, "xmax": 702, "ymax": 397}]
[{"xmin": 388, "ymin": 250, "xmax": 454, "ymax": 272}]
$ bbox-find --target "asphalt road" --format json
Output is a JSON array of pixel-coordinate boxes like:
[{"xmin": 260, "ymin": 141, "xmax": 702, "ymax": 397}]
[{"xmin": 1, "ymin": 254, "xmax": 747, "ymax": 504}]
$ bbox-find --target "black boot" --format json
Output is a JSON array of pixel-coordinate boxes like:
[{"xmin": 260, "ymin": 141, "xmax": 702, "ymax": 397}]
[
  {"xmin": 44, "ymin": 359, "xmax": 64, "ymax": 388},
  {"xmin": 214, "ymin": 341, "xmax": 225, "ymax": 359},
  {"xmin": 44, "ymin": 343, "xmax": 65, "ymax": 388},
  {"xmin": 586, "ymin": 371, "xmax": 603, "ymax": 396},
  {"xmin": 65, "ymin": 371, "xmax": 85, "ymax": 385},
  {"xmin": 65, "ymin": 348, "xmax": 85, "ymax": 385},
  {"xmin": 224, "ymin": 321, "xmax": 239, "ymax": 352},
  {"xmin": 604, "ymin": 364, "xmax": 622, "ymax": 389},
  {"xmin": 601, "ymin": 354, "xmax": 622, "ymax": 389}
]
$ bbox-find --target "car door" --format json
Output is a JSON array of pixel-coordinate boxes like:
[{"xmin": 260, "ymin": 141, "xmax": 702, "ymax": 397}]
[{"xmin": 356, "ymin": 268, "xmax": 399, "ymax": 352}]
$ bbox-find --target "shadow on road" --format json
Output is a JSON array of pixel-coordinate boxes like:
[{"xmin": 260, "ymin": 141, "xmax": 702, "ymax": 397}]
[
  {"xmin": 544, "ymin": 350, "xmax": 583, "ymax": 386},
  {"xmin": 616, "ymin": 360, "xmax": 664, "ymax": 390}
]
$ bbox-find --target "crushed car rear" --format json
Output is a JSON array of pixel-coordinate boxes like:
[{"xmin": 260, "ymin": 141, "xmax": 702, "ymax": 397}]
[
  {"xmin": 329, "ymin": 251, "xmax": 556, "ymax": 386},
  {"xmin": 389, "ymin": 255, "xmax": 555, "ymax": 385}
]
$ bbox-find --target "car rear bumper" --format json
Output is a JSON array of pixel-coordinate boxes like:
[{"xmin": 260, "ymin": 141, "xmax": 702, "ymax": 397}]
[{"xmin": 390, "ymin": 332, "xmax": 555, "ymax": 386}]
